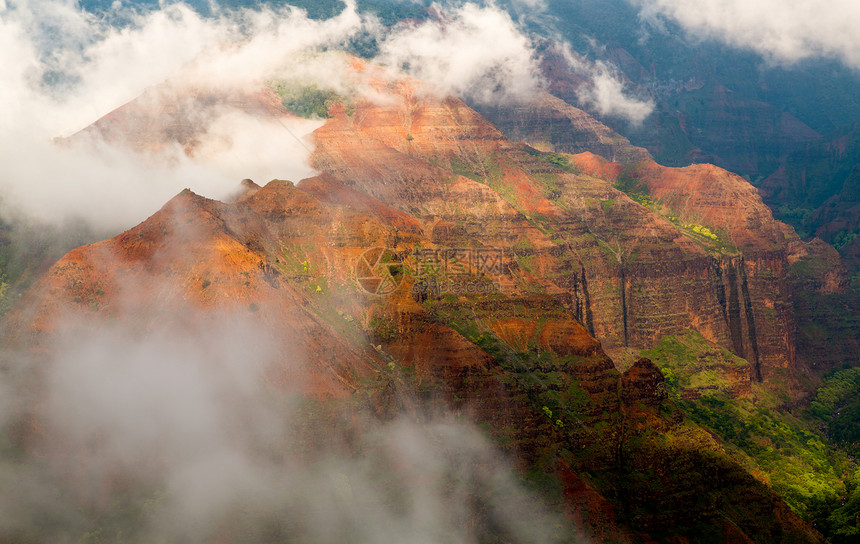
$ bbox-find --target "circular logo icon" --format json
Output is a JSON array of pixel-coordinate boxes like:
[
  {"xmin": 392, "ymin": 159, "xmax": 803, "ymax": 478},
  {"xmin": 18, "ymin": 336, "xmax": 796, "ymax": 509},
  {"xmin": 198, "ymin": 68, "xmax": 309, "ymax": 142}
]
[{"xmin": 355, "ymin": 247, "xmax": 405, "ymax": 295}]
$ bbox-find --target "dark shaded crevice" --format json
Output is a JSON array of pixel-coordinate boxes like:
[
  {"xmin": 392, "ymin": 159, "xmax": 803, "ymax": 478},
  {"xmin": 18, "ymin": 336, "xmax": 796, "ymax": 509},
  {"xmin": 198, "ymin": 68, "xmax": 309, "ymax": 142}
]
[
  {"xmin": 581, "ymin": 265, "xmax": 595, "ymax": 336},
  {"xmin": 559, "ymin": 264, "xmax": 596, "ymax": 336},
  {"xmin": 568, "ymin": 270, "xmax": 585, "ymax": 325},
  {"xmin": 713, "ymin": 260, "xmax": 729, "ymax": 327},
  {"xmin": 620, "ymin": 263, "xmax": 628, "ymax": 347},
  {"xmin": 725, "ymin": 262, "xmax": 747, "ymax": 360},
  {"xmin": 740, "ymin": 263, "xmax": 763, "ymax": 382}
]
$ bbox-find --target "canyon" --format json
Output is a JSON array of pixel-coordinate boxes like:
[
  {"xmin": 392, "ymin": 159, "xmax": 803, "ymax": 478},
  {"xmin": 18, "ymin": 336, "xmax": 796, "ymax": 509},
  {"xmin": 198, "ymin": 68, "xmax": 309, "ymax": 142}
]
[{"xmin": 2, "ymin": 64, "xmax": 853, "ymax": 542}]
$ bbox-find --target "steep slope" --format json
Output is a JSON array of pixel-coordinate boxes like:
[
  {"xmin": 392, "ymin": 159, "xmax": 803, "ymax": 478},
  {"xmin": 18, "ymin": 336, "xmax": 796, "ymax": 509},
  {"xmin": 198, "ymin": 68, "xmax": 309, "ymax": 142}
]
[
  {"xmin": 17, "ymin": 69, "xmax": 850, "ymax": 540},
  {"xmin": 761, "ymin": 122, "xmax": 860, "ymax": 264},
  {"xmin": 645, "ymin": 83, "xmax": 821, "ymax": 176},
  {"xmin": 75, "ymin": 68, "xmax": 846, "ymax": 388},
  {"xmin": 4, "ymin": 184, "xmax": 391, "ymax": 397},
  {"xmin": 1, "ymin": 174, "xmax": 824, "ymax": 543},
  {"xmin": 570, "ymin": 152, "xmax": 855, "ymax": 384},
  {"xmin": 475, "ymin": 91, "xmax": 651, "ymax": 163},
  {"xmin": 310, "ymin": 84, "xmax": 828, "ymax": 390}
]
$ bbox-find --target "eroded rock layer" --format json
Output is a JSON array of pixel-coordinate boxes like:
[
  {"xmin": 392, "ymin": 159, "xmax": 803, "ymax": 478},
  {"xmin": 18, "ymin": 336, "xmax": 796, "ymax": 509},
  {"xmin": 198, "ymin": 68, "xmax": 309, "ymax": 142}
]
[{"xmin": 3, "ymin": 71, "xmax": 841, "ymax": 542}]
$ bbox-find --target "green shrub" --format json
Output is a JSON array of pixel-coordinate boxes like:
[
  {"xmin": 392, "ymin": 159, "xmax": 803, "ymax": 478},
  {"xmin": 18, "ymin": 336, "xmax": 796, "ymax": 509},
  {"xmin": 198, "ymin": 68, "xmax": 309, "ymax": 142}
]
[{"xmin": 269, "ymin": 82, "xmax": 342, "ymax": 119}]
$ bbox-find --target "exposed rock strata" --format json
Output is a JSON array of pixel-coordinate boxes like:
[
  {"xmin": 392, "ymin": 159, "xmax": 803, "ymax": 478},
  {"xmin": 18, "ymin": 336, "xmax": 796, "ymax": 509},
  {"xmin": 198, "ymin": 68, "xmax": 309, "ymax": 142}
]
[
  {"xmin": 475, "ymin": 92, "xmax": 651, "ymax": 163},
  {"xmin": 8, "ymin": 74, "xmax": 842, "ymax": 541}
]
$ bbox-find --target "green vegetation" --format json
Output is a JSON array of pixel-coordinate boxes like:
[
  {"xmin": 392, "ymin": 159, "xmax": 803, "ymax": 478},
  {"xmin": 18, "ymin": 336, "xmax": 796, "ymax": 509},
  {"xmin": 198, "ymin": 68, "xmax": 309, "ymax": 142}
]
[
  {"xmin": 274, "ymin": 242, "xmax": 328, "ymax": 295},
  {"xmin": 426, "ymin": 303, "xmax": 593, "ymax": 438},
  {"xmin": 449, "ymin": 153, "xmax": 504, "ymax": 184},
  {"xmin": 791, "ymin": 286, "xmax": 860, "ymax": 375},
  {"xmin": 805, "ymin": 367, "xmax": 860, "ymax": 541},
  {"xmin": 683, "ymin": 223, "xmax": 718, "ymax": 240},
  {"xmin": 612, "ymin": 162, "xmax": 653, "ymax": 207},
  {"xmin": 526, "ymin": 148, "xmax": 581, "ymax": 175},
  {"xmin": 644, "ymin": 330, "xmax": 860, "ymax": 535},
  {"xmin": 642, "ymin": 330, "xmax": 749, "ymax": 397},
  {"xmin": 545, "ymin": 153, "xmax": 570, "ymax": 169},
  {"xmin": 791, "ymin": 254, "xmax": 835, "ymax": 280},
  {"xmin": 609, "ymin": 163, "xmax": 736, "ymax": 253},
  {"xmin": 680, "ymin": 394, "xmax": 847, "ymax": 521},
  {"xmin": 268, "ymin": 81, "xmax": 352, "ymax": 119},
  {"xmin": 776, "ymin": 204, "xmax": 814, "ymax": 238},
  {"xmin": 808, "ymin": 367, "xmax": 860, "ymax": 424},
  {"xmin": 833, "ymin": 229, "xmax": 859, "ymax": 251},
  {"xmin": 0, "ymin": 272, "xmax": 10, "ymax": 316},
  {"xmin": 0, "ymin": 216, "xmax": 102, "ymax": 318},
  {"xmin": 423, "ymin": 304, "xmax": 818, "ymax": 541},
  {"xmin": 369, "ymin": 314, "xmax": 399, "ymax": 343},
  {"xmin": 827, "ymin": 476, "xmax": 860, "ymax": 543}
]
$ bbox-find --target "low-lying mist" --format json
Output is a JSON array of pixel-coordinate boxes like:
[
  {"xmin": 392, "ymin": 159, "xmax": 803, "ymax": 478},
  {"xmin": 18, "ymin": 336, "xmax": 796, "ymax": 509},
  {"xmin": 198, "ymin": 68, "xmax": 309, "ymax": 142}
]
[{"xmin": 0, "ymin": 302, "xmax": 581, "ymax": 543}]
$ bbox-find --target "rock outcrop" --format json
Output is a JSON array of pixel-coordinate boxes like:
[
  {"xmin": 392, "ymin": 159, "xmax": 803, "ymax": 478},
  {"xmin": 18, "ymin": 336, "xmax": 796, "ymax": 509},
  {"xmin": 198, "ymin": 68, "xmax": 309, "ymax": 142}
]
[{"xmin": 475, "ymin": 91, "xmax": 651, "ymax": 163}]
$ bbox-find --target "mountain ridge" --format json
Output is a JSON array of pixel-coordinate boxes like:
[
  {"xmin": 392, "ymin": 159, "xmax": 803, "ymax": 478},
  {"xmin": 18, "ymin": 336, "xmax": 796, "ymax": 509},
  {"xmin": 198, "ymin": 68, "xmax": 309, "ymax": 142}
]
[{"xmin": 2, "ymin": 65, "xmax": 848, "ymax": 541}]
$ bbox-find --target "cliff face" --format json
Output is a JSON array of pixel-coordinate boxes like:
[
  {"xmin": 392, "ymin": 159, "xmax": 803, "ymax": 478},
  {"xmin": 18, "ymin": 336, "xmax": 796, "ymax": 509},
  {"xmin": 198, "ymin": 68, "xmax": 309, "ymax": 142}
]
[
  {"xmin": 760, "ymin": 122, "xmax": 860, "ymax": 215},
  {"xmin": 74, "ymin": 69, "xmax": 845, "ymax": 387},
  {"xmin": 315, "ymin": 84, "xmax": 814, "ymax": 388},
  {"xmin": 474, "ymin": 91, "xmax": 651, "ymax": 163},
  {"xmin": 5, "ymin": 182, "xmax": 397, "ymax": 398},
  {"xmin": 5, "ymin": 72, "xmax": 839, "ymax": 542},
  {"xmin": 761, "ymin": 123, "xmax": 860, "ymax": 270},
  {"xmin": 3, "ymin": 177, "xmax": 822, "ymax": 544},
  {"xmin": 569, "ymin": 153, "xmax": 818, "ymax": 385},
  {"xmin": 664, "ymin": 84, "xmax": 822, "ymax": 176}
]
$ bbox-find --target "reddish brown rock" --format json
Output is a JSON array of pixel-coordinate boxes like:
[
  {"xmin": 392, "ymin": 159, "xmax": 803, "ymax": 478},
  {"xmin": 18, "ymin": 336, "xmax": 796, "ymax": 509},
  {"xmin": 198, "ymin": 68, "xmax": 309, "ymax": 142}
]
[
  {"xmin": 621, "ymin": 358, "xmax": 668, "ymax": 408},
  {"xmin": 569, "ymin": 152, "xmax": 813, "ymax": 386},
  {"xmin": 476, "ymin": 91, "xmax": 652, "ymax": 163},
  {"xmin": 16, "ymin": 69, "xmax": 834, "ymax": 542},
  {"xmin": 77, "ymin": 83, "xmax": 294, "ymax": 155}
]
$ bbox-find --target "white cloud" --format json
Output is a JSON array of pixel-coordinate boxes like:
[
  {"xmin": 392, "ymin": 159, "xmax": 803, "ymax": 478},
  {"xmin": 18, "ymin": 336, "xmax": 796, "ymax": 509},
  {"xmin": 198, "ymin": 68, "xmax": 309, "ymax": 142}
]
[
  {"xmin": 0, "ymin": 4, "xmax": 609, "ymax": 542},
  {"xmin": 375, "ymin": 2, "xmax": 545, "ymax": 105},
  {"xmin": 579, "ymin": 61, "xmax": 654, "ymax": 124},
  {"xmin": 0, "ymin": 0, "xmax": 653, "ymax": 233},
  {"xmin": 6, "ymin": 0, "xmax": 560, "ymax": 232},
  {"xmin": 556, "ymin": 42, "xmax": 654, "ymax": 124},
  {"xmin": 633, "ymin": 0, "xmax": 860, "ymax": 69},
  {"xmin": 506, "ymin": 0, "xmax": 548, "ymax": 14},
  {"xmin": 187, "ymin": 110, "xmax": 324, "ymax": 187},
  {"xmin": 0, "ymin": 0, "xmax": 362, "ymax": 231}
]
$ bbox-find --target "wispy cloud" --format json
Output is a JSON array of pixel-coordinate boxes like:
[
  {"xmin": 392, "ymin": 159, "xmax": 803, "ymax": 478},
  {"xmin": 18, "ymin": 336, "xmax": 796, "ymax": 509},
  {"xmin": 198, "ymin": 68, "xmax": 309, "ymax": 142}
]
[
  {"xmin": 633, "ymin": 0, "xmax": 860, "ymax": 69},
  {"xmin": 0, "ymin": 0, "xmax": 361, "ymax": 230},
  {"xmin": 556, "ymin": 42, "xmax": 654, "ymax": 124},
  {"xmin": 376, "ymin": 2, "xmax": 546, "ymax": 105},
  {"xmin": 0, "ymin": 0, "xmax": 654, "ymax": 232}
]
